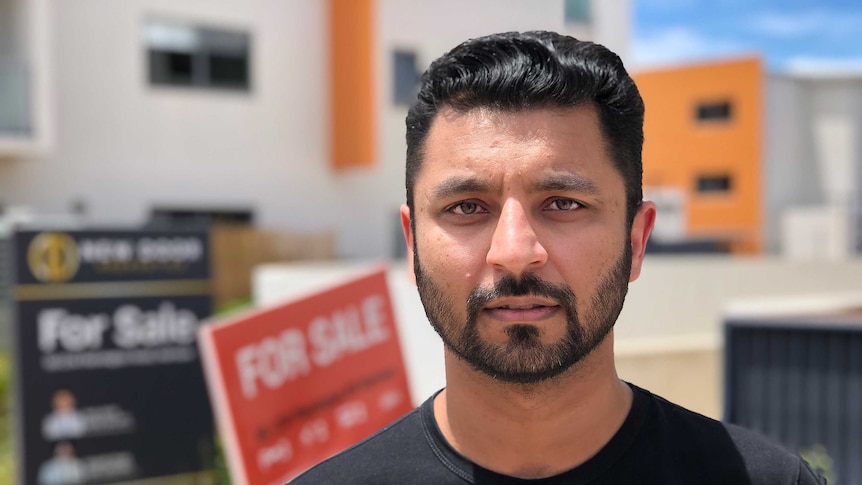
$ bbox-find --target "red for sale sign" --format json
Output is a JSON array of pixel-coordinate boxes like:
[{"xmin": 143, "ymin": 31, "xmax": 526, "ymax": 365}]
[{"xmin": 198, "ymin": 268, "xmax": 413, "ymax": 485}]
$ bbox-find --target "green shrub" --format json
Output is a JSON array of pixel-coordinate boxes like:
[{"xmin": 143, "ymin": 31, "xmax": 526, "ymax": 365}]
[{"xmin": 0, "ymin": 352, "xmax": 14, "ymax": 484}]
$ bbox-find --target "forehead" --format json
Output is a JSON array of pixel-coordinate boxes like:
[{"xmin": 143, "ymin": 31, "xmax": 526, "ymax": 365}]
[
  {"xmin": 430, "ymin": 104, "xmax": 602, "ymax": 140},
  {"xmin": 417, "ymin": 105, "xmax": 619, "ymax": 192}
]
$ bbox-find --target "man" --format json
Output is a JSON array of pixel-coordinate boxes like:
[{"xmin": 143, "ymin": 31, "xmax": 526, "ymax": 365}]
[
  {"xmin": 290, "ymin": 31, "xmax": 823, "ymax": 484},
  {"xmin": 38, "ymin": 442, "xmax": 85, "ymax": 485},
  {"xmin": 42, "ymin": 390, "xmax": 86, "ymax": 441}
]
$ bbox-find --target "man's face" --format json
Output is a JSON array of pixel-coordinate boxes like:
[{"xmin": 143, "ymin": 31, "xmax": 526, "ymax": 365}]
[
  {"xmin": 54, "ymin": 391, "xmax": 76, "ymax": 412},
  {"xmin": 401, "ymin": 105, "xmax": 655, "ymax": 384}
]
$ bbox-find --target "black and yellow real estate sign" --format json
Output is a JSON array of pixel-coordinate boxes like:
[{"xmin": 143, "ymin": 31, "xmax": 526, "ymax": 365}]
[{"xmin": 12, "ymin": 229, "xmax": 216, "ymax": 485}]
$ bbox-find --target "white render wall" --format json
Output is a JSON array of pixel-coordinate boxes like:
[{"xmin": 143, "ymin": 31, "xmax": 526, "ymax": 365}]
[
  {"xmin": 765, "ymin": 74, "xmax": 862, "ymax": 255},
  {"xmin": 764, "ymin": 76, "xmax": 814, "ymax": 253},
  {"xmin": 590, "ymin": 0, "xmax": 631, "ymax": 62},
  {"xmin": 809, "ymin": 80, "xmax": 862, "ymax": 206},
  {"xmin": 0, "ymin": 0, "xmax": 630, "ymax": 259},
  {"xmin": 0, "ymin": 0, "xmax": 334, "ymax": 232}
]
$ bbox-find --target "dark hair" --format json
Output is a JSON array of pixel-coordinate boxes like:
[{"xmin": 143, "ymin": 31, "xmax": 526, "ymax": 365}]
[{"xmin": 405, "ymin": 31, "xmax": 644, "ymax": 225}]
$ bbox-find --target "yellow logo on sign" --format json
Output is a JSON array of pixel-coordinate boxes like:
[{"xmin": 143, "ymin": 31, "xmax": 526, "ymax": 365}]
[{"xmin": 27, "ymin": 232, "xmax": 80, "ymax": 283}]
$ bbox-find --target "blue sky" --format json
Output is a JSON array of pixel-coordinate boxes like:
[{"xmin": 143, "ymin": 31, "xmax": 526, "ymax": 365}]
[{"xmin": 632, "ymin": 0, "xmax": 862, "ymax": 72}]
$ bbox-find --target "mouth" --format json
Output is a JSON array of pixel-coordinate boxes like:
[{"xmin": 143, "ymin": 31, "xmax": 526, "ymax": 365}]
[
  {"xmin": 486, "ymin": 296, "xmax": 559, "ymax": 309},
  {"xmin": 494, "ymin": 304, "xmax": 551, "ymax": 310},
  {"xmin": 483, "ymin": 298, "xmax": 561, "ymax": 322}
]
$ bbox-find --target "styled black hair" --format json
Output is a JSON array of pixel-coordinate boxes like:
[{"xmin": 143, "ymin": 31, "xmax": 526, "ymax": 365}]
[{"xmin": 405, "ymin": 31, "xmax": 644, "ymax": 225}]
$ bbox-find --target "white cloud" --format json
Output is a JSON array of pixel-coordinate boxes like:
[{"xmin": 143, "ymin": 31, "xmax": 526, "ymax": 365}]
[
  {"xmin": 747, "ymin": 10, "xmax": 862, "ymax": 38},
  {"xmin": 747, "ymin": 14, "xmax": 821, "ymax": 37},
  {"xmin": 637, "ymin": 0, "xmax": 745, "ymax": 10},
  {"xmin": 783, "ymin": 56, "xmax": 862, "ymax": 77},
  {"xmin": 630, "ymin": 27, "xmax": 752, "ymax": 69},
  {"xmin": 636, "ymin": 0, "xmax": 697, "ymax": 10}
]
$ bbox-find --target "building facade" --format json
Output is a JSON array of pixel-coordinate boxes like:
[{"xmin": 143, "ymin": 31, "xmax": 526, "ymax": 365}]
[
  {"xmin": 634, "ymin": 55, "xmax": 862, "ymax": 257},
  {"xmin": 766, "ymin": 70, "xmax": 862, "ymax": 259},
  {"xmin": 0, "ymin": 0, "xmax": 630, "ymax": 259},
  {"xmin": 634, "ymin": 58, "xmax": 764, "ymax": 253}
]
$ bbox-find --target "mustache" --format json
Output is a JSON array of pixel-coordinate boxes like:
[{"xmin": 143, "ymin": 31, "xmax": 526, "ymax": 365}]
[{"xmin": 466, "ymin": 273, "xmax": 575, "ymax": 318}]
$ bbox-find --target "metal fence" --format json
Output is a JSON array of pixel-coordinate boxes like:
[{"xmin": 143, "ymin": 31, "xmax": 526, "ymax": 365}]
[{"xmin": 725, "ymin": 317, "xmax": 862, "ymax": 484}]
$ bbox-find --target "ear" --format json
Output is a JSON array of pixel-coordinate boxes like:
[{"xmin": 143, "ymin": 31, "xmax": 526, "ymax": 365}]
[
  {"xmin": 400, "ymin": 204, "xmax": 416, "ymax": 284},
  {"xmin": 628, "ymin": 201, "xmax": 656, "ymax": 282}
]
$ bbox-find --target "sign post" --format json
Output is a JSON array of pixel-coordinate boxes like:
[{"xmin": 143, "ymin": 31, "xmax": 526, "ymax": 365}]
[
  {"xmin": 12, "ymin": 229, "xmax": 216, "ymax": 485},
  {"xmin": 199, "ymin": 268, "xmax": 413, "ymax": 485}
]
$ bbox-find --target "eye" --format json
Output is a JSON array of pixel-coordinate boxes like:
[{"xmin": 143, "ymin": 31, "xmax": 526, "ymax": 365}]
[
  {"xmin": 545, "ymin": 198, "xmax": 582, "ymax": 211},
  {"xmin": 447, "ymin": 201, "xmax": 486, "ymax": 216}
]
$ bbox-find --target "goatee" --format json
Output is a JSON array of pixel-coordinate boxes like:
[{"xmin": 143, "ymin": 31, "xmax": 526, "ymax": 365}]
[{"xmin": 414, "ymin": 242, "xmax": 631, "ymax": 384}]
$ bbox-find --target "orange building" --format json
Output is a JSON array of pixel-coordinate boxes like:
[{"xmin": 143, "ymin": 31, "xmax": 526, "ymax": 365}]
[{"xmin": 634, "ymin": 57, "xmax": 763, "ymax": 253}]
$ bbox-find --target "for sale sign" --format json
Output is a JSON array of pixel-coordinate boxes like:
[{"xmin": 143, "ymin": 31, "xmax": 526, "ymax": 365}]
[
  {"xmin": 12, "ymin": 229, "xmax": 216, "ymax": 485},
  {"xmin": 198, "ymin": 268, "xmax": 412, "ymax": 485}
]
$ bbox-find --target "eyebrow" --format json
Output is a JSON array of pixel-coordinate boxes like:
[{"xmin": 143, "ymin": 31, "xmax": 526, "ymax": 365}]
[
  {"xmin": 429, "ymin": 172, "xmax": 601, "ymax": 201},
  {"xmin": 529, "ymin": 172, "xmax": 600, "ymax": 195},
  {"xmin": 430, "ymin": 176, "xmax": 494, "ymax": 200}
]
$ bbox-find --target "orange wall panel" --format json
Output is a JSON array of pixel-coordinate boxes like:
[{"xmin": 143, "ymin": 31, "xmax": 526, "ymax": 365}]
[
  {"xmin": 329, "ymin": 0, "xmax": 376, "ymax": 169},
  {"xmin": 634, "ymin": 58, "xmax": 763, "ymax": 252}
]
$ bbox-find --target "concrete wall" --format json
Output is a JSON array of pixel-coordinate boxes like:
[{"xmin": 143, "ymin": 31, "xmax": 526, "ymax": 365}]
[
  {"xmin": 253, "ymin": 255, "xmax": 862, "ymax": 418},
  {"xmin": 617, "ymin": 255, "xmax": 862, "ymax": 340},
  {"xmin": 616, "ymin": 336, "xmax": 720, "ymax": 419}
]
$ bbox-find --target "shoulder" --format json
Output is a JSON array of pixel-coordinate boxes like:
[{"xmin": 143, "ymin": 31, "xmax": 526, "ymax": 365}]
[
  {"xmin": 638, "ymin": 388, "xmax": 824, "ymax": 485},
  {"xmin": 288, "ymin": 407, "xmax": 428, "ymax": 484},
  {"xmin": 723, "ymin": 423, "xmax": 825, "ymax": 485}
]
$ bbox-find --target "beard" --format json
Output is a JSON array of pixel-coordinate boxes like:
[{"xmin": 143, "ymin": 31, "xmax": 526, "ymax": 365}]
[{"xmin": 414, "ymin": 241, "xmax": 632, "ymax": 384}]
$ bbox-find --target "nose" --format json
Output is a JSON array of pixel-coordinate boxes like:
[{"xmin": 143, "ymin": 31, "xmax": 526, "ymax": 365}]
[{"xmin": 486, "ymin": 199, "xmax": 548, "ymax": 277}]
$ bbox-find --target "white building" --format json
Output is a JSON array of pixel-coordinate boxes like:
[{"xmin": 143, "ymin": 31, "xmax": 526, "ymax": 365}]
[
  {"xmin": 0, "ymin": 0, "xmax": 631, "ymax": 259},
  {"xmin": 766, "ymin": 69, "xmax": 862, "ymax": 259}
]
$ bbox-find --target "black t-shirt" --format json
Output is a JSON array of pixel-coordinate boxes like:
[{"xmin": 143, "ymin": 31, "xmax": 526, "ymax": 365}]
[{"xmin": 289, "ymin": 384, "xmax": 824, "ymax": 484}]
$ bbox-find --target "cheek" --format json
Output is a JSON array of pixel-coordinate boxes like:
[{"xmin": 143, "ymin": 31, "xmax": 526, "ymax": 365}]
[
  {"xmin": 417, "ymin": 229, "xmax": 484, "ymax": 291},
  {"xmin": 464, "ymin": 271, "xmax": 476, "ymax": 285},
  {"xmin": 546, "ymin": 229, "xmax": 622, "ymax": 285}
]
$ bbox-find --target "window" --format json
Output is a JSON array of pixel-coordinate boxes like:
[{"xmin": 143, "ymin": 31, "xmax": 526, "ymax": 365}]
[
  {"xmin": 564, "ymin": 0, "xmax": 592, "ymax": 24},
  {"xmin": 145, "ymin": 20, "xmax": 251, "ymax": 91},
  {"xmin": 393, "ymin": 50, "xmax": 420, "ymax": 105},
  {"xmin": 696, "ymin": 175, "xmax": 732, "ymax": 194},
  {"xmin": 696, "ymin": 101, "xmax": 732, "ymax": 121}
]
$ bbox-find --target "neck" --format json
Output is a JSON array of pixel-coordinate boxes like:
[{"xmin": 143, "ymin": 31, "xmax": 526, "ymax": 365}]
[{"xmin": 434, "ymin": 333, "xmax": 631, "ymax": 479}]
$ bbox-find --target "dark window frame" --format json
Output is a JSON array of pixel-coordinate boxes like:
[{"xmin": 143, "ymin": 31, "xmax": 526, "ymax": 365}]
[
  {"xmin": 392, "ymin": 50, "xmax": 420, "ymax": 106},
  {"xmin": 695, "ymin": 100, "xmax": 733, "ymax": 122},
  {"xmin": 145, "ymin": 20, "xmax": 252, "ymax": 93},
  {"xmin": 696, "ymin": 174, "xmax": 733, "ymax": 194},
  {"xmin": 564, "ymin": 0, "xmax": 592, "ymax": 24}
]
